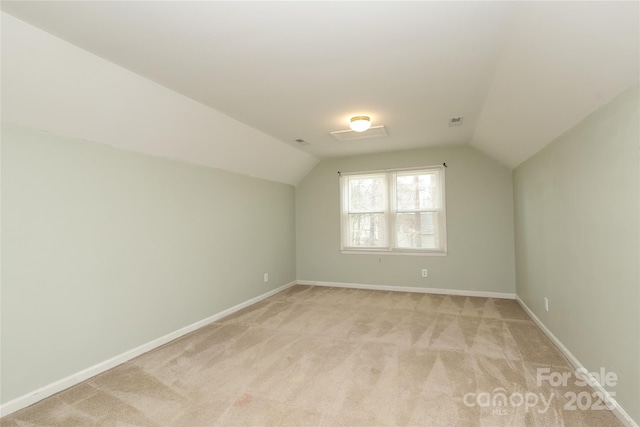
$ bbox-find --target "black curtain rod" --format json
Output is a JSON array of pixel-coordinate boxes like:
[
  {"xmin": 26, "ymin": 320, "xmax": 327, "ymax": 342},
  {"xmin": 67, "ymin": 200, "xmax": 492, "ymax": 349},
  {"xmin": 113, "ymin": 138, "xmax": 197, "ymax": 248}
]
[
  {"xmin": 338, "ymin": 162, "xmax": 449, "ymax": 176},
  {"xmin": 338, "ymin": 163, "xmax": 447, "ymax": 176}
]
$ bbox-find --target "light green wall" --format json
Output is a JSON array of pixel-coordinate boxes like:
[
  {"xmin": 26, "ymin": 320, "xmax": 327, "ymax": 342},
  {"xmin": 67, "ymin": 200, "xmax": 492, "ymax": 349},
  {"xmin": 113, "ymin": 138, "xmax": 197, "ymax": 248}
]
[
  {"xmin": 1, "ymin": 124, "xmax": 296, "ymax": 403},
  {"xmin": 296, "ymin": 145, "xmax": 516, "ymax": 293},
  {"xmin": 514, "ymin": 84, "xmax": 639, "ymax": 422}
]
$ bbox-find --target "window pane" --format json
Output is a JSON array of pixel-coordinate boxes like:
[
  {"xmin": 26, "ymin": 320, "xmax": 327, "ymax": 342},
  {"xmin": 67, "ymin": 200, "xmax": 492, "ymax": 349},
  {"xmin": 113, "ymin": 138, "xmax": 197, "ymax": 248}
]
[
  {"xmin": 396, "ymin": 173, "xmax": 437, "ymax": 210},
  {"xmin": 348, "ymin": 213, "xmax": 387, "ymax": 247},
  {"xmin": 395, "ymin": 212, "xmax": 438, "ymax": 249},
  {"xmin": 348, "ymin": 176, "xmax": 385, "ymax": 212}
]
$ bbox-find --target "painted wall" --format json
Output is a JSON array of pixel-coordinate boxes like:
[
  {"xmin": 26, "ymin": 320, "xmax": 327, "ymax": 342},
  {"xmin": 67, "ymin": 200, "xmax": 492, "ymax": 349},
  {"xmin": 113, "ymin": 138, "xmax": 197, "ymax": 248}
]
[
  {"xmin": 1, "ymin": 124, "xmax": 296, "ymax": 403},
  {"xmin": 513, "ymin": 84, "xmax": 639, "ymax": 422},
  {"xmin": 296, "ymin": 145, "xmax": 516, "ymax": 293}
]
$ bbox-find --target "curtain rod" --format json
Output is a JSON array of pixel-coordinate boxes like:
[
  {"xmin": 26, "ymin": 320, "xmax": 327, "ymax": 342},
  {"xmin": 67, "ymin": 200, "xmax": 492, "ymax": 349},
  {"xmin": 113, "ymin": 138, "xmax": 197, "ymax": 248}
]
[{"xmin": 338, "ymin": 163, "xmax": 447, "ymax": 176}]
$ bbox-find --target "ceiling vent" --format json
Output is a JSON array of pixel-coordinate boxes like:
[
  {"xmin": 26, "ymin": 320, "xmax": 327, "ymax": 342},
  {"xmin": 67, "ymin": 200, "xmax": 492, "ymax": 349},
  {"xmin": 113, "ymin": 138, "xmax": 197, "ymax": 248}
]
[
  {"xmin": 330, "ymin": 125, "xmax": 388, "ymax": 141},
  {"xmin": 448, "ymin": 116, "xmax": 464, "ymax": 127}
]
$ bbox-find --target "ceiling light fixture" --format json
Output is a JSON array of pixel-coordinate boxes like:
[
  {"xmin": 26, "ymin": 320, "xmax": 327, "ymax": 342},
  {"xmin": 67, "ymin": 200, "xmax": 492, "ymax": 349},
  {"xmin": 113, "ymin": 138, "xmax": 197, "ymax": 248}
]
[{"xmin": 349, "ymin": 116, "xmax": 371, "ymax": 132}]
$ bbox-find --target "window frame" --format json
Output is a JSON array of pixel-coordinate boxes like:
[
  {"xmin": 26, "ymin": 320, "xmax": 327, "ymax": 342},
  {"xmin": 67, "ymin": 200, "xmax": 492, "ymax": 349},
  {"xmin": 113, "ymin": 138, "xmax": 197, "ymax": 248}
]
[{"xmin": 340, "ymin": 165, "xmax": 447, "ymax": 256}]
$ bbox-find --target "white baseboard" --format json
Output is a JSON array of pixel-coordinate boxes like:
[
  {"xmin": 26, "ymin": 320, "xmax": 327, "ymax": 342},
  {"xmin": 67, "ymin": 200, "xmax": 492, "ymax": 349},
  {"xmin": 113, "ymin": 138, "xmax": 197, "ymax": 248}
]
[
  {"xmin": 296, "ymin": 280, "xmax": 515, "ymax": 300},
  {"xmin": 515, "ymin": 295, "xmax": 638, "ymax": 427},
  {"xmin": 0, "ymin": 280, "xmax": 296, "ymax": 418}
]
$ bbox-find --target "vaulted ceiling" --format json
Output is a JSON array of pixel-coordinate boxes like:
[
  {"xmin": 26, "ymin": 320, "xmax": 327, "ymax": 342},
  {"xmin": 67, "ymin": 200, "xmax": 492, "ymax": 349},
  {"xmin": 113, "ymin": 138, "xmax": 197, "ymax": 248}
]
[{"xmin": 2, "ymin": 1, "xmax": 638, "ymax": 172}]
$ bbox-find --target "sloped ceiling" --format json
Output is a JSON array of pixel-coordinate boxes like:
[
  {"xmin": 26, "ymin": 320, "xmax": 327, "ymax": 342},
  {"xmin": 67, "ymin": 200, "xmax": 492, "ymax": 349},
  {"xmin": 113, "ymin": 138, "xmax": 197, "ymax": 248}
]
[
  {"xmin": 473, "ymin": 2, "xmax": 640, "ymax": 166},
  {"xmin": 1, "ymin": 1, "xmax": 638, "ymax": 174},
  {"xmin": 1, "ymin": 11, "xmax": 318, "ymax": 185}
]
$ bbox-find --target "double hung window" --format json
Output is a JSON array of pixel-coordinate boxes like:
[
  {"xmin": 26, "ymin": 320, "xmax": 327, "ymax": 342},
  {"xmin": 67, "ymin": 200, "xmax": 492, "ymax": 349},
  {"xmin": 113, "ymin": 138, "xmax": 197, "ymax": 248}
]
[{"xmin": 340, "ymin": 166, "xmax": 447, "ymax": 255}]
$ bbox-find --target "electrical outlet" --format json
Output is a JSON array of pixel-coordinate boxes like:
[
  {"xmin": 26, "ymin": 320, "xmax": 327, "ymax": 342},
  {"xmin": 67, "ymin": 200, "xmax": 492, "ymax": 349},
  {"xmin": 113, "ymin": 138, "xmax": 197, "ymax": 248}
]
[
  {"xmin": 544, "ymin": 297, "xmax": 549, "ymax": 312},
  {"xmin": 264, "ymin": 273, "xmax": 269, "ymax": 283},
  {"xmin": 421, "ymin": 269, "xmax": 428, "ymax": 278}
]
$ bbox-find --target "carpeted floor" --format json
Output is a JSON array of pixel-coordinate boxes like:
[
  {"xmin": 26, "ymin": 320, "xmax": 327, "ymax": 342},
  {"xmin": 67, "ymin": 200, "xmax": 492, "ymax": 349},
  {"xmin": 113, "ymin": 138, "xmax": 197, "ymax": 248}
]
[{"xmin": 0, "ymin": 285, "xmax": 623, "ymax": 426}]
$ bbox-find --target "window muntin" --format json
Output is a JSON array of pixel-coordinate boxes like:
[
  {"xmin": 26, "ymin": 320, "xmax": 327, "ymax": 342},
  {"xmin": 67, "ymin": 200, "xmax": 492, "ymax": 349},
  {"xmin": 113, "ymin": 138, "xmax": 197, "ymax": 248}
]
[{"xmin": 340, "ymin": 166, "xmax": 446, "ymax": 255}]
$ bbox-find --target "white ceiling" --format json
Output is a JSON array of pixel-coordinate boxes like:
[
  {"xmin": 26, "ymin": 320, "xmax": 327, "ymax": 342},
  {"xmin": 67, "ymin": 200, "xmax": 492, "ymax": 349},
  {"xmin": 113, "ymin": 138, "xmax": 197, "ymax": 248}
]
[{"xmin": 2, "ymin": 1, "xmax": 638, "ymax": 168}]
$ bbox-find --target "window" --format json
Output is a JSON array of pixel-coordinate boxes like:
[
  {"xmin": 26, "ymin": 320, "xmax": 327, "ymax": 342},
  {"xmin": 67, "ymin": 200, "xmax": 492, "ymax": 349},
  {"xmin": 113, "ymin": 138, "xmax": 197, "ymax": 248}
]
[{"xmin": 340, "ymin": 166, "xmax": 447, "ymax": 255}]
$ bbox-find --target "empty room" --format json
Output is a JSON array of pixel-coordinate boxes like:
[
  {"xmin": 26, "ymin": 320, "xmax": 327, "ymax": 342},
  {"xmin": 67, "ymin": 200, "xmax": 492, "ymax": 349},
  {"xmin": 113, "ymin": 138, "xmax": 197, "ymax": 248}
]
[{"xmin": 1, "ymin": 1, "xmax": 638, "ymax": 426}]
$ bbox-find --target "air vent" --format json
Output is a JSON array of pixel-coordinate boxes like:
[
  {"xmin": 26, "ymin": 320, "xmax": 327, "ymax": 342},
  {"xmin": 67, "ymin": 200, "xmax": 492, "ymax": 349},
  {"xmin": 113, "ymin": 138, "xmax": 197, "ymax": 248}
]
[
  {"xmin": 295, "ymin": 138, "xmax": 311, "ymax": 146},
  {"xmin": 330, "ymin": 125, "xmax": 388, "ymax": 141},
  {"xmin": 449, "ymin": 116, "xmax": 464, "ymax": 127}
]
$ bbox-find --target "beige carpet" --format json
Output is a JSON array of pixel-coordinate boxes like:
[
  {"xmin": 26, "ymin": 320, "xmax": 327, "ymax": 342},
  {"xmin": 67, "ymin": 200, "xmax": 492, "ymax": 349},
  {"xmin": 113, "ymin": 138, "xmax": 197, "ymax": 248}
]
[{"xmin": 0, "ymin": 285, "xmax": 622, "ymax": 426}]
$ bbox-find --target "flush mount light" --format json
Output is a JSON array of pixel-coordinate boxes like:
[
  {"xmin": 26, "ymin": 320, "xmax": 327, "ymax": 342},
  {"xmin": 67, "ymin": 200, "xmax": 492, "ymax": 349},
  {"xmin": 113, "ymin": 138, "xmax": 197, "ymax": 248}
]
[{"xmin": 349, "ymin": 116, "xmax": 371, "ymax": 132}]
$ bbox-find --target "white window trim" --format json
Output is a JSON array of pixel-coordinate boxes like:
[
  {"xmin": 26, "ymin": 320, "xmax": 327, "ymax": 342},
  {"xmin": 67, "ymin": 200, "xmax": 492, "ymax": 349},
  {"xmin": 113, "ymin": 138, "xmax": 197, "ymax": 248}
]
[{"xmin": 339, "ymin": 165, "xmax": 447, "ymax": 256}]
